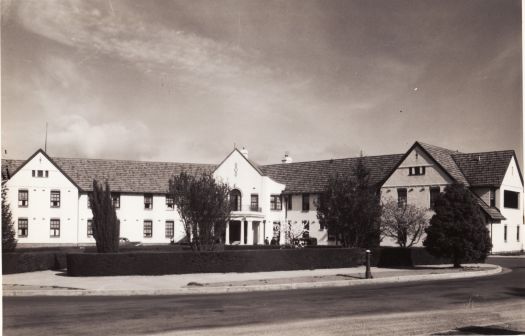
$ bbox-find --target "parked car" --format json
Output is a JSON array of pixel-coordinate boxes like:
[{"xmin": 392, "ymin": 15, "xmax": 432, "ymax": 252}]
[{"xmin": 119, "ymin": 237, "xmax": 142, "ymax": 246}]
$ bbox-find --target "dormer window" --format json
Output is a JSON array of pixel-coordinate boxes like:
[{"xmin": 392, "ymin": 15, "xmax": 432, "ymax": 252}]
[
  {"xmin": 144, "ymin": 194, "xmax": 153, "ymax": 209},
  {"xmin": 409, "ymin": 166, "xmax": 425, "ymax": 176}
]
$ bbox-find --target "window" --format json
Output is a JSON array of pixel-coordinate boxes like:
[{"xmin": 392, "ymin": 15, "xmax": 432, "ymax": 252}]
[
  {"xmin": 18, "ymin": 189, "xmax": 28, "ymax": 207},
  {"xmin": 50, "ymin": 190, "xmax": 61, "ymax": 208},
  {"xmin": 111, "ymin": 193, "xmax": 120, "ymax": 209},
  {"xmin": 397, "ymin": 188, "xmax": 407, "ymax": 208},
  {"xmin": 165, "ymin": 220, "xmax": 174, "ymax": 238},
  {"xmin": 87, "ymin": 193, "xmax": 92, "ymax": 208},
  {"xmin": 302, "ymin": 194, "xmax": 310, "ymax": 211},
  {"xmin": 287, "ymin": 195, "xmax": 293, "ymax": 210},
  {"xmin": 504, "ymin": 225, "xmax": 507, "ymax": 242},
  {"xmin": 250, "ymin": 194, "xmax": 259, "ymax": 211},
  {"xmin": 489, "ymin": 189, "xmax": 496, "ymax": 207},
  {"xmin": 517, "ymin": 225, "xmax": 520, "ymax": 242},
  {"xmin": 503, "ymin": 190, "xmax": 519, "ymax": 209},
  {"xmin": 87, "ymin": 219, "xmax": 93, "ymax": 237},
  {"xmin": 270, "ymin": 195, "xmax": 282, "ymax": 210},
  {"xmin": 144, "ymin": 194, "xmax": 153, "ymax": 209},
  {"xmin": 144, "ymin": 220, "xmax": 153, "ymax": 238},
  {"xmin": 430, "ymin": 187, "xmax": 440, "ymax": 209},
  {"xmin": 37, "ymin": 170, "xmax": 43, "ymax": 177},
  {"xmin": 50, "ymin": 219, "xmax": 60, "ymax": 237},
  {"xmin": 230, "ymin": 189, "xmax": 241, "ymax": 211},
  {"xmin": 18, "ymin": 218, "xmax": 28, "ymax": 237},
  {"xmin": 166, "ymin": 195, "xmax": 174, "ymax": 210},
  {"xmin": 45, "ymin": 170, "xmax": 49, "ymax": 178},
  {"xmin": 32, "ymin": 170, "xmax": 35, "ymax": 177},
  {"xmin": 409, "ymin": 166, "xmax": 426, "ymax": 176}
]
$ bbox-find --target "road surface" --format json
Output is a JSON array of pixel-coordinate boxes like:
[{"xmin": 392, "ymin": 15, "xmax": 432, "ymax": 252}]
[{"xmin": 3, "ymin": 257, "xmax": 524, "ymax": 335}]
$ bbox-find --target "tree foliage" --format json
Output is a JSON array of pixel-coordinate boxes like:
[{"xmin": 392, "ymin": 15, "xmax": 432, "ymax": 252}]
[
  {"xmin": 168, "ymin": 171, "xmax": 230, "ymax": 251},
  {"xmin": 380, "ymin": 199, "xmax": 429, "ymax": 247},
  {"xmin": 89, "ymin": 180, "xmax": 120, "ymax": 253},
  {"xmin": 2, "ymin": 182, "xmax": 17, "ymax": 252},
  {"xmin": 316, "ymin": 157, "xmax": 381, "ymax": 248},
  {"xmin": 423, "ymin": 184, "xmax": 491, "ymax": 267}
]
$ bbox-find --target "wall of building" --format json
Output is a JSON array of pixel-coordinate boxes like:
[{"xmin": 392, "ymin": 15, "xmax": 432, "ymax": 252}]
[
  {"xmin": 285, "ymin": 193, "xmax": 332, "ymax": 245},
  {"xmin": 6, "ymin": 152, "xmax": 79, "ymax": 246},
  {"xmin": 380, "ymin": 147, "xmax": 451, "ymax": 247},
  {"xmin": 492, "ymin": 157, "xmax": 524, "ymax": 252},
  {"xmin": 77, "ymin": 193, "xmax": 186, "ymax": 245},
  {"xmin": 213, "ymin": 149, "xmax": 286, "ymax": 245}
]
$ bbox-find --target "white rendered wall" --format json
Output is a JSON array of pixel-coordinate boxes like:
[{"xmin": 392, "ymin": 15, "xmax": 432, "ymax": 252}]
[
  {"xmin": 492, "ymin": 157, "xmax": 524, "ymax": 252},
  {"xmin": 213, "ymin": 150, "xmax": 285, "ymax": 244},
  {"xmin": 285, "ymin": 193, "xmax": 331, "ymax": 245},
  {"xmin": 78, "ymin": 193, "xmax": 185, "ymax": 244},
  {"xmin": 5, "ymin": 152, "xmax": 79, "ymax": 245}
]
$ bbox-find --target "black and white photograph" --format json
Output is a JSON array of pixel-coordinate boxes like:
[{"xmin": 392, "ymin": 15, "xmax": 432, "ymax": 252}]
[{"xmin": 1, "ymin": 0, "xmax": 524, "ymax": 335}]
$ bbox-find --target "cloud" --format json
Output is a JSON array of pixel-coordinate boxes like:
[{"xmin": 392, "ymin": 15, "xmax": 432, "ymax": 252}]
[
  {"xmin": 48, "ymin": 115, "xmax": 155, "ymax": 160},
  {"xmin": 15, "ymin": 0, "xmax": 266, "ymax": 82}
]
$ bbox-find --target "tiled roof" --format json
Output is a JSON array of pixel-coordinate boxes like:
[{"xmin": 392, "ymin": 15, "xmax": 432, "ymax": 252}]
[
  {"xmin": 1, "ymin": 159, "xmax": 25, "ymax": 180},
  {"xmin": 417, "ymin": 142, "xmax": 470, "ymax": 186},
  {"xmin": 260, "ymin": 154, "xmax": 404, "ymax": 194},
  {"xmin": 471, "ymin": 192, "xmax": 506, "ymax": 221},
  {"xmin": 2, "ymin": 158, "xmax": 216, "ymax": 194},
  {"xmin": 452, "ymin": 151, "xmax": 518, "ymax": 187}
]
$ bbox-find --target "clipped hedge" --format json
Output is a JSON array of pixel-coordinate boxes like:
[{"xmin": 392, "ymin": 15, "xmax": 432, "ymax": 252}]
[
  {"xmin": 67, "ymin": 248, "xmax": 367, "ymax": 276},
  {"xmin": 3, "ymin": 252, "xmax": 67, "ymax": 274}
]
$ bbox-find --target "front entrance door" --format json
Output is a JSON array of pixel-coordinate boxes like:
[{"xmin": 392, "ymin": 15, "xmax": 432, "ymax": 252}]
[{"xmin": 229, "ymin": 221, "xmax": 241, "ymax": 244}]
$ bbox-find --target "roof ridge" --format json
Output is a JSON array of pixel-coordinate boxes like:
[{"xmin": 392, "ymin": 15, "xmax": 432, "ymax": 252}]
[
  {"xmin": 261, "ymin": 153, "xmax": 404, "ymax": 167},
  {"xmin": 452, "ymin": 150, "xmax": 515, "ymax": 156},
  {"xmin": 416, "ymin": 141, "xmax": 461, "ymax": 154},
  {"xmin": 51, "ymin": 156, "xmax": 216, "ymax": 166}
]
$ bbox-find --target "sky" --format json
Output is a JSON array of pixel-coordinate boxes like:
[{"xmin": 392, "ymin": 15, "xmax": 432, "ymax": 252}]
[{"xmin": 1, "ymin": 0, "xmax": 522, "ymax": 166}]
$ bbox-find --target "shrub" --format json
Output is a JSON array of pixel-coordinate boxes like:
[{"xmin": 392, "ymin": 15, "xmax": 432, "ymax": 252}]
[
  {"xmin": 2, "ymin": 182, "xmax": 17, "ymax": 252},
  {"xmin": 89, "ymin": 180, "xmax": 120, "ymax": 253}
]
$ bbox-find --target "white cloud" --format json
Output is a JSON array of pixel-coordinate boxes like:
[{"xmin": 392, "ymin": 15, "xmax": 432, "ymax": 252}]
[{"xmin": 49, "ymin": 115, "xmax": 155, "ymax": 160}]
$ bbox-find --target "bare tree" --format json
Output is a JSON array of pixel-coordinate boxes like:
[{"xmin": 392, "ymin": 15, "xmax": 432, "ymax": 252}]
[
  {"xmin": 89, "ymin": 180, "xmax": 120, "ymax": 253},
  {"xmin": 168, "ymin": 172, "xmax": 230, "ymax": 251},
  {"xmin": 380, "ymin": 199, "xmax": 429, "ymax": 247},
  {"xmin": 283, "ymin": 220, "xmax": 305, "ymax": 246}
]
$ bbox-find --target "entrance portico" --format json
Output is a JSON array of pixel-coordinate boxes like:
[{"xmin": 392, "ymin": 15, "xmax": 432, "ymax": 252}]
[{"xmin": 226, "ymin": 214, "xmax": 265, "ymax": 245}]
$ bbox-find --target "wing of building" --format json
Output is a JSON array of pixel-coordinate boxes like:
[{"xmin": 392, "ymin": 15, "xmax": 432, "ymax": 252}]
[{"xmin": 2, "ymin": 141, "xmax": 523, "ymax": 252}]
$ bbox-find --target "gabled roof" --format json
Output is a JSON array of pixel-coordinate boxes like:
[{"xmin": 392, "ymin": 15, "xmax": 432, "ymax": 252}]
[
  {"xmin": 417, "ymin": 142, "xmax": 470, "ymax": 185},
  {"xmin": 213, "ymin": 148, "xmax": 265, "ymax": 176},
  {"xmin": 452, "ymin": 151, "xmax": 522, "ymax": 187},
  {"xmin": 2, "ymin": 156, "xmax": 216, "ymax": 194},
  {"xmin": 260, "ymin": 154, "xmax": 404, "ymax": 194}
]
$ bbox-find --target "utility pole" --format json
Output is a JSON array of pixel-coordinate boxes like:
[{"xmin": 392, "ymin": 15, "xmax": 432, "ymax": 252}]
[{"xmin": 44, "ymin": 122, "xmax": 48, "ymax": 152}]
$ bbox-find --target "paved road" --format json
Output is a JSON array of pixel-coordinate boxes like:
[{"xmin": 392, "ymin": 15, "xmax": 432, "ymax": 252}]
[{"xmin": 3, "ymin": 257, "xmax": 524, "ymax": 336}]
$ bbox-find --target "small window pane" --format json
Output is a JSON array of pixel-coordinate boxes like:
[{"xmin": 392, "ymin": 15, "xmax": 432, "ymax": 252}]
[
  {"xmin": 18, "ymin": 190, "xmax": 28, "ymax": 207},
  {"xmin": 50, "ymin": 190, "xmax": 61, "ymax": 208},
  {"xmin": 166, "ymin": 195, "xmax": 174, "ymax": 209},
  {"xmin": 302, "ymin": 194, "xmax": 310, "ymax": 211},
  {"xmin": 144, "ymin": 194, "xmax": 153, "ymax": 209},
  {"xmin": 50, "ymin": 219, "xmax": 60, "ymax": 237},
  {"xmin": 18, "ymin": 218, "xmax": 28, "ymax": 237},
  {"xmin": 397, "ymin": 188, "xmax": 407, "ymax": 208},
  {"xmin": 144, "ymin": 220, "xmax": 153, "ymax": 238},
  {"xmin": 165, "ymin": 221, "xmax": 174, "ymax": 238}
]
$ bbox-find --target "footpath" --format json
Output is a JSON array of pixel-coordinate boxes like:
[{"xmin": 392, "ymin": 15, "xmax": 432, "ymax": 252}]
[{"xmin": 3, "ymin": 263, "xmax": 501, "ymax": 297}]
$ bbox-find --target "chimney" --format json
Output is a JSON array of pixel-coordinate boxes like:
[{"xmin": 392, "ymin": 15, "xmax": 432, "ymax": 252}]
[
  {"xmin": 281, "ymin": 151, "xmax": 293, "ymax": 164},
  {"xmin": 240, "ymin": 147, "xmax": 249, "ymax": 159}
]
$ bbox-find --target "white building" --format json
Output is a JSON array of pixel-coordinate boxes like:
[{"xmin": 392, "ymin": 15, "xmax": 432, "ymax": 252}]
[{"xmin": 2, "ymin": 141, "xmax": 524, "ymax": 252}]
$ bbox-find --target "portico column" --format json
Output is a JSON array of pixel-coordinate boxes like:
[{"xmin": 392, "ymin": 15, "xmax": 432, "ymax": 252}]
[
  {"xmin": 225, "ymin": 221, "xmax": 230, "ymax": 245},
  {"xmin": 240, "ymin": 220, "xmax": 245, "ymax": 245},
  {"xmin": 247, "ymin": 220, "xmax": 253, "ymax": 245}
]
